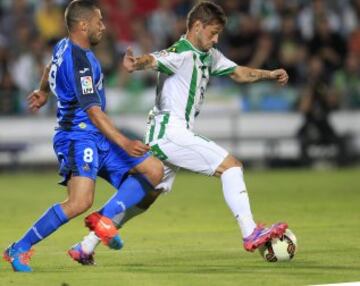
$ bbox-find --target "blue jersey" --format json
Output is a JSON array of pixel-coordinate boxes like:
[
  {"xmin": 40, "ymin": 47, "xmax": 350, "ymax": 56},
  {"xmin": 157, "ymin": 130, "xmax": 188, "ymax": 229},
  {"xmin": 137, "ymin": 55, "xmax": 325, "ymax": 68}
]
[
  {"xmin": 49, "ymin": 38, "xmax": 105, "ymax": 132},
  {"xmin": 49, "ymin": 38, "xmax": 150, "ymax": 187}
]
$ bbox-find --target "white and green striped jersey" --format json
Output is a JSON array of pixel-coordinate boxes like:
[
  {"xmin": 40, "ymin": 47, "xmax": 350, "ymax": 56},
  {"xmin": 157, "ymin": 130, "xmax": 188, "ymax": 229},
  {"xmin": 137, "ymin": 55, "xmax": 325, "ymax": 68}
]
[{"xmin": 150, "ymin": 36, "xmax": 237, "ymax": 130}]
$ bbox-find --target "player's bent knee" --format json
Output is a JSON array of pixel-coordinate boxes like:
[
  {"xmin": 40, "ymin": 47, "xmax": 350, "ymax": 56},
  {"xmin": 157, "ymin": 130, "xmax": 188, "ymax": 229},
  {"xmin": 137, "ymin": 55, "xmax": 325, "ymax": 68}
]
[
  {"xmin": 150, "ymin": 162, "xmax": 164, "ymax": 186},
  {"xmin": 215, "ymin": 155, "xmax": 243, "ymax": 177},
  {"xmin": 62, "ymin": 198, "xmax": 93, "ymax": 218},
  {"xmin": 136, "ymin": 156, "xmax": 164, "ymax": 187}
]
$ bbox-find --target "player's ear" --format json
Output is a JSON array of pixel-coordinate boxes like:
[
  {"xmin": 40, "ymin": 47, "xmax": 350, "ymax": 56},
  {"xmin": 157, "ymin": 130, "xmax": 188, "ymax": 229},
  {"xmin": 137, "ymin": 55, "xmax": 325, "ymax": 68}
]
[
  {"xmin": 193, "ymin": 20, "xmax": 202, "ymax": 33},
  {"xmin": 79, "ymin": 21, "xmax": 88, "ymax": 32}
]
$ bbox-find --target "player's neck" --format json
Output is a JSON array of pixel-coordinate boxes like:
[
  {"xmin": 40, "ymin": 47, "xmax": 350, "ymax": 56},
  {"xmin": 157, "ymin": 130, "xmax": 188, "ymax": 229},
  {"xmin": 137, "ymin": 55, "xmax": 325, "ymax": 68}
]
[
  {"xmin": 185, "ymin": 32, "xmax": 202, "ymax": 52},
  {"xmin": 69, "ymin": 34, "xmax": 90, "ymax": 50}
]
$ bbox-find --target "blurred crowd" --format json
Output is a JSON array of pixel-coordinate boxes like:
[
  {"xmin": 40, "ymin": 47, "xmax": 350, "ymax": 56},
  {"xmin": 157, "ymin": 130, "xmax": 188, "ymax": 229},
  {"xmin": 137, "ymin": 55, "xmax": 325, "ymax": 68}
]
[{"xmin": 1, "ymin": 0, "xmax": 360, "ymax": 115}]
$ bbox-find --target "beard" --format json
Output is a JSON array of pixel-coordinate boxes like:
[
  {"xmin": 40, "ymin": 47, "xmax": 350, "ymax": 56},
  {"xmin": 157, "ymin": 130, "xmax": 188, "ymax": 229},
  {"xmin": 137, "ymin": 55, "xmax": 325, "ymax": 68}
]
[{"xmin": 89, "ymin": 33, "xmax": 102, "ymax": 46}]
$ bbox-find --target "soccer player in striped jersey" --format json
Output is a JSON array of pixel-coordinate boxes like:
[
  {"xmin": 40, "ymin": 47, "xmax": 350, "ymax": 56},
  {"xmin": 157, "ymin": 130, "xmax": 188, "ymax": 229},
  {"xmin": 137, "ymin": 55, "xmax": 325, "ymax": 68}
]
[
  {"xmin": 3, "ymin": 0, "xmax": 163, "ymax": 272},
  {"xmin": 72, "ymin": 1, "xmax": 289, "ymax": 265}
]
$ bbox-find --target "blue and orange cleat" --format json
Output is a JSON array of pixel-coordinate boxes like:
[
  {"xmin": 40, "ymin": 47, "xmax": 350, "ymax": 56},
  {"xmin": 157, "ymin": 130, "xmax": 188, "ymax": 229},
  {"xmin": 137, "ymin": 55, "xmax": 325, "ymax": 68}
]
[
  {"xmin": 243, "ymin": 223, "xmax": 288, "ymax": 252},
  {"xmin": 84, "ymin": 212, "xmax": 123, "ymax": 250},
  {"xmin": 68, "ymin": 243, "xmax": 95, "ymax": 265},
  {"xmin": 3, "ymin": 243, "xmax": 34, "ymax": 272}
]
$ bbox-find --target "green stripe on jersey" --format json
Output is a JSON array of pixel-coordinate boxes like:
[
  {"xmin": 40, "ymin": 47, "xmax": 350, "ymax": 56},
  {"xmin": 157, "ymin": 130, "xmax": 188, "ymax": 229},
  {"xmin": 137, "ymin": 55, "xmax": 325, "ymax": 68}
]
[
  {"xmin": 168, "ymin": 38, "xmax": 208, "ymax": 56},
  {"xmin": 168, "ymin": 40, "xmax": 189, "ymax": 53},
  {"xmin": 185, "ymin": 54, "xmax": 198, "ymax": 128},
  {"xmin": 211, "ymin": 66, "xmax": 236, "ymax": 76},
  {"xmin": 150, "ymin": 144, "xmax": 168, "ymax": 161},
  {"xmin": 158, "ymin": 113, "xmax": 170, "ymax": 139},
  {"xmin": 157, "ymin": 61, "xmax": 174, "ymax": 75},
  {"xmin": 148, "ymin": 124, "xmax": 155, "ymax": 143}
]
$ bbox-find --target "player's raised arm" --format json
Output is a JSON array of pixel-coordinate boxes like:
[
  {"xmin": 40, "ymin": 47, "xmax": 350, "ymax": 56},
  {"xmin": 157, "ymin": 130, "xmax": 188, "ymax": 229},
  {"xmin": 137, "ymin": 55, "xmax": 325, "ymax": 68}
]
[
  {"xmin": 27, "ymin": 62, "xmax": 52, "ymax": 113},
  {"xmin": 123, "ymin": 47, "xmax": 157, "ymax": 73},
  {"xmin": 87, "ymin": 106, "xmax": 150, "ymax": 157},
  {"xmin": 229, "ymin": 66, "xmax": 289, "ymax": 86}
]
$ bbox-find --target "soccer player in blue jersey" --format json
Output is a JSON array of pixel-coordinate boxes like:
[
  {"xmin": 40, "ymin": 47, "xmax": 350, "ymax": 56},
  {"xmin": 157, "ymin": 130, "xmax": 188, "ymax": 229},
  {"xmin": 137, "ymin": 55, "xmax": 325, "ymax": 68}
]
[{"xmin": 3, "ymin": 0, "xmax": 163, "ymax": 272}]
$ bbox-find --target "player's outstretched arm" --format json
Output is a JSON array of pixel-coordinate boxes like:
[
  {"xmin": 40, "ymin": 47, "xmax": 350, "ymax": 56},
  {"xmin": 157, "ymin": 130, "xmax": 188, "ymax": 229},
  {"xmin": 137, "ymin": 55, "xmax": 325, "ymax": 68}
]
[
  {"xmin": 87, "ymin": 106, "xmax": 150, "ymax": 157},
  {"xmin": 27, "ymin": 62, "xmax": 51, "ymax": 113},
  {"xmin": 230, "ymin": 66, "xmax": 289, "ymax": 86},
  {"xmin": 123, "ymin": 47, "xmax": 156, "ymax": 73}
]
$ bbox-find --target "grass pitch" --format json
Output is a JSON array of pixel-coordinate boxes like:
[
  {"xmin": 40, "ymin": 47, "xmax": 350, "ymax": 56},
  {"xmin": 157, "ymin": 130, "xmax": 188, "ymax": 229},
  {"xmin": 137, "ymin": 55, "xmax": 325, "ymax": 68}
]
[{"xmin": 0, "ymin": 168, "xmax": 359, "ymax": 286}]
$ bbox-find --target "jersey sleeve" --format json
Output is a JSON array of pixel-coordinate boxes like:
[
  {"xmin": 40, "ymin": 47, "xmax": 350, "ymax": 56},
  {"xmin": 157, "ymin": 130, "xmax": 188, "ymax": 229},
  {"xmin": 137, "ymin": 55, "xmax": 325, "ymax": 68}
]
[
  {"xmin": 69, "ymin": 46, "xmax": 101, "ymax": 111},
  {"xmin": 151, "ymin": 50, "xmax": 186, "ymax": 75},
  {"xmin": 210, "ymin": 49, "xmax": 237, "ymax": 76}
]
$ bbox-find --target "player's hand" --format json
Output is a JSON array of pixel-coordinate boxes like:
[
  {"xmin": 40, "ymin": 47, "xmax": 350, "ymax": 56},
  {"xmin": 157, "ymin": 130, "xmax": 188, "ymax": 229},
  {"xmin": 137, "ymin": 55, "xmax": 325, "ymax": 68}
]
[
  {"xmin": 27, "ymin": 89, "xmax": 49, "ymax": 113},
  {"xmin": 123, "ymin": 47, "xmax": 136, "ymax": 73},
  {"xmin": 123, "ymin": 140, "xmax": 150, "ymax": 157},
  {"xmin": 270, "ymin": 69, "xmax": 289, "ymax": 86}
]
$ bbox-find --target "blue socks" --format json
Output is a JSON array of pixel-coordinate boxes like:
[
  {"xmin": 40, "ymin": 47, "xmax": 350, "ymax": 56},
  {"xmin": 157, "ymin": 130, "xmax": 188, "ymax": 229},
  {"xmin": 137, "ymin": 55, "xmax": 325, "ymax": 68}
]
[
  {"xmin": 99, "ymin": 174, "xmax": 153, "ymax": 219},
  {"xmin": 14, "ymin": 204, "xmax": 68, "ymax": 251},
  {"xmin": 12, "ymin": 175, "xmax": 153, "ymax": 252}
]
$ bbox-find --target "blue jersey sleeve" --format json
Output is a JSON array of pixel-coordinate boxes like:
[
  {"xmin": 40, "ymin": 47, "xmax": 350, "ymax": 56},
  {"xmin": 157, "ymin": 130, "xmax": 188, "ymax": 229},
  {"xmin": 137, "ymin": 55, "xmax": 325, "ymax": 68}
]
[{"xmin": 70, "ymin": 46, "xmax": 101, "ymax": 111}]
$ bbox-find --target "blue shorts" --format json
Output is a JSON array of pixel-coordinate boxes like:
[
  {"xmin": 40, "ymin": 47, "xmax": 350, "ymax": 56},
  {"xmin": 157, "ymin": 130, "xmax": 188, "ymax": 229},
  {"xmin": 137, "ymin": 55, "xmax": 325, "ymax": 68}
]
[{"xmin": 53, "ymin": 130, "xmax": 150, "ymax": 188}]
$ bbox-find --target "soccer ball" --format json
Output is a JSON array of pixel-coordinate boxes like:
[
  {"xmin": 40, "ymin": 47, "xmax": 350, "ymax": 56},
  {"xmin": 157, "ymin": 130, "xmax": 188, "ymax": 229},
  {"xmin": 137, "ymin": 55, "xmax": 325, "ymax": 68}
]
[{"xmin": 259, "ymin": 229, "xmax": 297, "ymax": 262}]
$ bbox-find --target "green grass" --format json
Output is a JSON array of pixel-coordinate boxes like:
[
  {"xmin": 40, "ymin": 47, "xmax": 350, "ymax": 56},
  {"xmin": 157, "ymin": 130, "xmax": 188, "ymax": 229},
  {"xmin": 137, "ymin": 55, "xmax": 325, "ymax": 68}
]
[{"xmin": 0, "ymin": 168, "xmax": 360, "ymax": 286}]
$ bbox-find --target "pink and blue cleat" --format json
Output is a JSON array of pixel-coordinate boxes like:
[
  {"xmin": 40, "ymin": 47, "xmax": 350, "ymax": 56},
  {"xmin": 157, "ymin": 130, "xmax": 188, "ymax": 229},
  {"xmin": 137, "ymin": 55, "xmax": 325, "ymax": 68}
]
[
  {"xmin": 68, "ymin": 243, "xmax": 95, "ymax": 265},
  {"xmin": 243, "ymin": 223, "xmax": 288, "ymax": 252},
  {"xmin": 3, "ymin": 243, "xmax": 34, "ymax": 272}
]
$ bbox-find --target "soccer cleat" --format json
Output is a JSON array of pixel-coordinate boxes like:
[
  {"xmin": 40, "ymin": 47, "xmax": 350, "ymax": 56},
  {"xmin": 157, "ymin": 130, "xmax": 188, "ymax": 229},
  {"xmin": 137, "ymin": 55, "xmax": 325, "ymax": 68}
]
[
  {"xmin": 84, "ymin": 212, "xmax": 123, "ymax": 250},
  {"xmin": 108, "ymin": 235, "xmax": 123, "ymax": 250},
  {"xmin": 68, "ymin": 243, "xmax": 95, "ymax": 266},
  {"xmin": 243, "ymin": 223, "xmax": 288, "ymax": 252},
  {"xmin": 3, "ymin": 243, "xmax": 34, "ymax": 272}
]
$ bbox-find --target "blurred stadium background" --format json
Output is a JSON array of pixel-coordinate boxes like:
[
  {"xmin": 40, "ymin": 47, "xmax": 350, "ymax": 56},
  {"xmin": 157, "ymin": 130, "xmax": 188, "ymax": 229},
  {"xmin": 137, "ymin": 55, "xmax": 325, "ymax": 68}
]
[
  {"xmin": 1, "ymin": 0, "xmax": 360, "ymax": 169},
  {"xmin": 1, "ymin": 1, "xmax": 360, "ymax": 283}
]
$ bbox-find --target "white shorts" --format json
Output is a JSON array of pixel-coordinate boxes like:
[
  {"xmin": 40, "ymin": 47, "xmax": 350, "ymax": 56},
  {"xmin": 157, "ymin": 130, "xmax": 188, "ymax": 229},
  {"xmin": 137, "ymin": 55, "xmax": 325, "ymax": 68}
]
[{"xmin": 145, "ymin": 114, "xmax": 229, "ymax": 192}]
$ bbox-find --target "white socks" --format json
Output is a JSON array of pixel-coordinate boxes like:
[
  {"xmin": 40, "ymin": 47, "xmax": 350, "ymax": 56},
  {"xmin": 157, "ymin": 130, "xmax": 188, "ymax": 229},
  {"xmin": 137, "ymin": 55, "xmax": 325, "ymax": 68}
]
[
  {"xmin": 221, "ymin": 167, "xmax": 256, "ymax": 238},
  {"xmin": 81, "ymin": 231, "xmax": 100, "ymax": 254}
]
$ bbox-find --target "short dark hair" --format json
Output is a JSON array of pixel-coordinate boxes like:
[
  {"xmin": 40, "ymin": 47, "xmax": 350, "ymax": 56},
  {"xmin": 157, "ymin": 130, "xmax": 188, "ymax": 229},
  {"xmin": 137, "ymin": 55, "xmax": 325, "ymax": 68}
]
[
  {"xmin": 65, "ymin": 0, "xmax": 98, "ymax": 32},
  {"xmin": 186, "ymin": 1, "xmax": 227, "ymax": 30}
]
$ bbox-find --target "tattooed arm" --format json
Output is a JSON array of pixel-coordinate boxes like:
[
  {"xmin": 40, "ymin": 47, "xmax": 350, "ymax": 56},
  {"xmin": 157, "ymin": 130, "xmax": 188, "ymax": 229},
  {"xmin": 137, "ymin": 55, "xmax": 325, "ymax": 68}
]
[
  {"xmin": 123, "ymin": 47, "xmax": 156, "ymax": 73},
  {"xmin": 230, "ymin": 66, "xmax": 289, "ymax": 86}
]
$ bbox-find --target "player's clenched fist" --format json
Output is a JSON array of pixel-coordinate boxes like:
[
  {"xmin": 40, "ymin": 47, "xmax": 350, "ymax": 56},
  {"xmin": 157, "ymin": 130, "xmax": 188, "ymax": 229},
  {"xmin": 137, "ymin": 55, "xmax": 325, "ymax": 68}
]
[
  {"xmin": 123, "ymin": 47, "xmax": 136, "ymax": 73},
  {"xmin": 269, "ymin": 69, "xmax": 289, "ymax": 86}
]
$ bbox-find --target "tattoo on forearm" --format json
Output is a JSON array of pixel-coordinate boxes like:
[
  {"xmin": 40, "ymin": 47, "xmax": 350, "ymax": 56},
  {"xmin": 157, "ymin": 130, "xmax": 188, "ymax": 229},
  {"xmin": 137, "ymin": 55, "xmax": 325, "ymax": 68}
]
[
  {"xmin": 248, "ymin": 71, "xmax": 258, "ymax": 78},
  {"xmin": 135, "ymin": 55, "xmax": 154, "ymax": 70},
  {"xmin": 247, "ymin": 70, "xmax": 270, "ymax": 81}
]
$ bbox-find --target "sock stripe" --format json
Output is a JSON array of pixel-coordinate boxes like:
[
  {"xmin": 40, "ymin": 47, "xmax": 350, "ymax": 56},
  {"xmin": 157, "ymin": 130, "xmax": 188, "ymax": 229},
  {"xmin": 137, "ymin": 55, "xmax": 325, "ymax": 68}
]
[
  {"xmin": 53, "ymin": 204, "xmax": 69, "ymax": 223},
  {"xmin": 32, "ymin": 226, "xmax": 43, "ymax": 240},
  {"xmin": 116, "ymin": 201, "xmax": 126, "ymax": 212}
]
